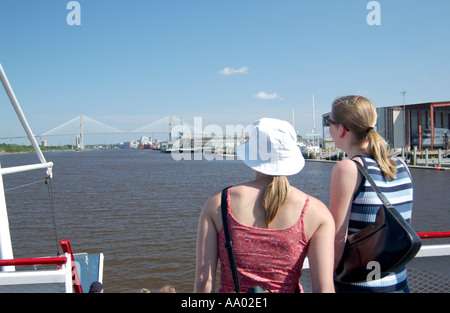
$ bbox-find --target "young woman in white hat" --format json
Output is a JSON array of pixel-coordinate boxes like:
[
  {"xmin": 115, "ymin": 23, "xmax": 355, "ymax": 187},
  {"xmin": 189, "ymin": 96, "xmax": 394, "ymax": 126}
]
[
  {"xmin": 195, "ymin": 118, "xmax": 335, "ymax": 293},
  {"xmin": 327, "ymin": 95, "xmax": 413, "ymax": 293}
]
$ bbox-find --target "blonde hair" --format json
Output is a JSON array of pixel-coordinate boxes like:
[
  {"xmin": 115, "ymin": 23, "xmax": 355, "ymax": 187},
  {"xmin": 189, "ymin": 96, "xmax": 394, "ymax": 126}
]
[
  {"xmin": 261, "ymin": 176, "xmax": 290, "ymax": 225},
  {"xmin": 332, "ymin": 95, "xmax": 397, "ymax": 180}
]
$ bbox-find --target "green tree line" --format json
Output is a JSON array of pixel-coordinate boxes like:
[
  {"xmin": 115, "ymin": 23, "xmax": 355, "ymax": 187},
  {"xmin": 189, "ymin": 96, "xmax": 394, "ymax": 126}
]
[{"xmin": 0, "ymin": 143, "xmax": 72, "ymax": 153}]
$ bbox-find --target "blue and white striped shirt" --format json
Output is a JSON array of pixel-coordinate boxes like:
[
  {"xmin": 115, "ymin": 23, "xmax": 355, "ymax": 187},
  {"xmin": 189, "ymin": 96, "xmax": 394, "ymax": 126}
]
[{"xmin": 335, "ymin": 156, "xmax": 414, "ymax": 293}]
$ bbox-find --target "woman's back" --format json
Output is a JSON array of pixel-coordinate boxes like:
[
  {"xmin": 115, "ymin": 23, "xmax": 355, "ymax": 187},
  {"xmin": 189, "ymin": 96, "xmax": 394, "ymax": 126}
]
[
  {"xmin": 217, "ymin": 184, "xmax": 309, "ymax": 292},
  {"xmin": 215, "ymin": 182, "xmax": 334, "ymax": 293}
]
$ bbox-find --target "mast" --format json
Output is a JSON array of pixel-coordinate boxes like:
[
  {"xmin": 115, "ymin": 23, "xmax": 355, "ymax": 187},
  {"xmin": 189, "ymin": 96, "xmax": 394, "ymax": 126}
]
[
  {"xmin": 312, "ymin": 94, "xmax": 316, "ymax": 134},
  {"xmin": 0, "ymin": 165, "xmax": 14, "ymax": 270},
  {"xmin": 292, "ymin": 108, "xmax": 295, "ymax": 131},
  {"xmin": 305, "ymin": 95, "xmax": 320, "ymax": 147},
  {"xmin": 169, "ymin": 115, "xmax": 173, "ymax": 143}
]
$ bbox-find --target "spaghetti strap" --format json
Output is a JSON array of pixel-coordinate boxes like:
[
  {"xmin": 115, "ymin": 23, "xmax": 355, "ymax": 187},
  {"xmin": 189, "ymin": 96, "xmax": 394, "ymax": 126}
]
[
  {"xmin": 300, "ymin": 195, "xmax": 309, "ymax": 219},
  {"xmin": 299, "ymin": 195, "xmax": 309, "ymax": 241}
]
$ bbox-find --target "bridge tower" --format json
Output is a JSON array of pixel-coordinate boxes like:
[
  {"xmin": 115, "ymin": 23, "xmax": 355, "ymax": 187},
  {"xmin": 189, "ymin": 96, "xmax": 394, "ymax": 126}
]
[{"xmin": 76, "ymin": 115, "xmax": 84, "ymax": 150}]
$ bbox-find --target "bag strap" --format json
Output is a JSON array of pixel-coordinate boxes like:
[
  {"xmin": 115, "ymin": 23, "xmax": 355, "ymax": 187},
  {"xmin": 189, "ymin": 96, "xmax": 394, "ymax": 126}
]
[
  {"xmin": 221, "ymin": 186, "xmax": 240, "ymax": 293},
  {"xmin": 352, "ymin": 160, "xmax": 392, "ymax": 207}
]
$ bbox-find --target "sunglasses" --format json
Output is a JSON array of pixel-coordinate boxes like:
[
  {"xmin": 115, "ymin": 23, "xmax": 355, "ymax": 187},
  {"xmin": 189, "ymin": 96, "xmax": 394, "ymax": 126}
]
[
  {"xmin": 325, "ymin": 116, "xmax": 350, "ymax": 131},
  {"xmin": 325, "ymin": 116, "xmax": 338, "ymax": 127}
]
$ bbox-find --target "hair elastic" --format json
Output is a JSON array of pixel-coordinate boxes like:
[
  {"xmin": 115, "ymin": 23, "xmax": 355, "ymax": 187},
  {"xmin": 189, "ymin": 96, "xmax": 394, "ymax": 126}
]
[{"xmin": 366, "ymin": 127, "xmax": 374, "ymax": 133}]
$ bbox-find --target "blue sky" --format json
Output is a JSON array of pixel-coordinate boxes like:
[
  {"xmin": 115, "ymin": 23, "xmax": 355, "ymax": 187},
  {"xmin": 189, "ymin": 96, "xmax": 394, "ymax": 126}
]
[{"xmin": 1, "ymin": 0, "xmax": 449, "ymax": 145}]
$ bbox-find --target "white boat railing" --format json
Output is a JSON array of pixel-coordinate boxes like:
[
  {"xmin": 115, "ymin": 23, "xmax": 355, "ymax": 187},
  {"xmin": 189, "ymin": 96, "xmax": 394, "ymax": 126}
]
[
  {"xmin": 0, "ymin": 253, "xmax": 73, "ymax": 293},
  {"xmin": 416, "ymin": 244, "xmax": 450, "ymax": 257},
  {"xmin": 0, "ymin": 162, "xmax": 54, "ymax": 176},
  {"xmin": 0, "ymin": 64, "xmax": 54, "ymax": 269}
]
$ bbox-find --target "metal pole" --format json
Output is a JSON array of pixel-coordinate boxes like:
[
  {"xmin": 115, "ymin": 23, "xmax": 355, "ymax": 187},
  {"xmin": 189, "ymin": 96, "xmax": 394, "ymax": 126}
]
[
  {"xmin": 401, "ymin": 91, "xmax": 407, "ymax": 150},
  {"xmin": 0, "ymin": 64, "xmax": 49, "ymax": 166},
  {"xmin": 312, "ymin": 95, "xmax": 316, "ymax": 134},
  {"xmin": 413, "ymin": 146, "xmax": 417, "ymax": 166},
  {"xmin": 0, "ymin": 163, "xmax": 15, "ymax": 271},
  {"xmin": 0, "ymin": 162, "xmax": 54, "ymax": 176},
  {"xmin": 169, "ymin": 115, "xmax": 173, "ymax": 144}
]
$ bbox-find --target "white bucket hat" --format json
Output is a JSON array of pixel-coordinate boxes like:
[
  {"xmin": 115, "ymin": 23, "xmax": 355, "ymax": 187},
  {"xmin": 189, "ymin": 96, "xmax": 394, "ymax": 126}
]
[{"xmin": 235, "ymin": 118, "xmax": 305, "ymax": 176}]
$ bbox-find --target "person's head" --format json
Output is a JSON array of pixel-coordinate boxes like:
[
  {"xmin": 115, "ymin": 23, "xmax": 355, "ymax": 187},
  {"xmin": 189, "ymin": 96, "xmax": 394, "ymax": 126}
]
[
  {"xmin": 159, "ymin": 285, "xmax": 177, "ymax": 293},
  {"xmin": 138, "ymin": 288, "xmax": 151, "ymax": 293},
  {"xmin": 330, "ymin": 95, "xmax": 397, "ymax": 179},
  {"xmin": 236, "ymin": 118, "xmax": 305, "ymax": 225},
  {"xmin": 89, "ymin": 281, "xmax": 104, "ymax": 293}
]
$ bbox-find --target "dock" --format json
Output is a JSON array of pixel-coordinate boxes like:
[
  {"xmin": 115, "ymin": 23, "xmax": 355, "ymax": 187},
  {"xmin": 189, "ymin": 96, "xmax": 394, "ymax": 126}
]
[{"xmin": 304, "ymin": 147, "xmax": 450, "ymax": 170}]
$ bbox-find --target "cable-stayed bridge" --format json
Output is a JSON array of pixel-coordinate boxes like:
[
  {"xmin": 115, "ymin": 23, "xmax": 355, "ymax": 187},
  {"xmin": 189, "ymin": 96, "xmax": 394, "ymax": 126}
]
[{"xmin": 1, "ymin": 115, "xmax": 203, "ymax": 148}]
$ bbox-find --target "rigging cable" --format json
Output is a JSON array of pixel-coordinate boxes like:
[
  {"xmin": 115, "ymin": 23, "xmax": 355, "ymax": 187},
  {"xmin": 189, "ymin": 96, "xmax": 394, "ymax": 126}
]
[
  {"xmin": 4, "ymin": 178, "xmax": 45, "ymax": 192},
  {"xmin": 45, "ymin": 171, "xmax": 61, "ymax": 257}
]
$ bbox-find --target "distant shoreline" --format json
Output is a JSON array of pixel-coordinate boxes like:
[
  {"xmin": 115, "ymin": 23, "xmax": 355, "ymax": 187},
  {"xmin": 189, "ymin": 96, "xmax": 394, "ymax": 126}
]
[{"xmin": 0, "ymin": 144, "xmax": 73, "ymax": 155}]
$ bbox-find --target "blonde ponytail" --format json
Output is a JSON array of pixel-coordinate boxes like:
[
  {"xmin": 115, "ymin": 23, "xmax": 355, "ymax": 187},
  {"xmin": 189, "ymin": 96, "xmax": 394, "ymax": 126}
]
[
  {"xmin": 366, "ymin": 129, "xmax": 397, "ymax": 180},
  {"xmin": 261, "ymin": 176, "xmax": 290, "ymax": 225},
  {"xmin": 332, "ymin": 95, "xmax": 397, "ymax": 180}
]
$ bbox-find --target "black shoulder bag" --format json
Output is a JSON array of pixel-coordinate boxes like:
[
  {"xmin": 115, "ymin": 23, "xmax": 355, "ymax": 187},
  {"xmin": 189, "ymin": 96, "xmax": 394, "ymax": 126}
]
[{"xmin": 335, "ymin": 161, "xmax": 422, "ymax": 284}]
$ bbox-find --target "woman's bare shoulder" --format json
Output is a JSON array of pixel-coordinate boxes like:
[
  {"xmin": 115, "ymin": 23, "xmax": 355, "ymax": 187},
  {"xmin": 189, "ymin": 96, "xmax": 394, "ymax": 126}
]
[
  {"xmin": 305, "ymin": 194, "xmax": 331, "ymax": 219},
  {"xmin": 333, "ymin": 158, "xmax": 359, "ymax": 174},
  {"xmin": 293, "ymin": 189, "xmax": 334, "ymax": 239},
  {"xmin": 200, "ymin": 189, "xmax": 223, "ymax": 225},
  {"xmin": 289, "ymin": 188, "xmax": 330, "ymax": 220}
]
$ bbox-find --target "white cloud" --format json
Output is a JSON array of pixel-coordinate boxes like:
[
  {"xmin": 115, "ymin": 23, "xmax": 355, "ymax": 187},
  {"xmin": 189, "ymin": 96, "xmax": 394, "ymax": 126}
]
[
  {"xmin": 219, "ymin": 66, "xmax": 248, "ymax": 75},
  {"xmin": 253, "ymin": 91, "xmax": 279, "ymax": 100}
]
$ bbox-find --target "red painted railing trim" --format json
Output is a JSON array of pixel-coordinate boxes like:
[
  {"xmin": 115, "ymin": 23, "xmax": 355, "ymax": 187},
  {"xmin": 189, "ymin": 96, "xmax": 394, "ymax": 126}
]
[
  {"xmin": 418, "ymin": 231, "xmax": 450, "ymax": 239},
  {"xmin": 59, "ymin": 239, "xmax": 83, "ymax": 293},
  {"xmin": 0, "ymin": 256, "xmax": 67, "ymax": 267}
]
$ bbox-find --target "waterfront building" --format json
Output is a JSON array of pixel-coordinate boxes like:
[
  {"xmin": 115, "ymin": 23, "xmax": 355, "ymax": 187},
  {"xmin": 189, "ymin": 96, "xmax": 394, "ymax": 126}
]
[
  {"xmin": 376, "ymin": 101, "xmax": 449, "ymax": 151},
  {"xmin": 322, "ymin": 101, "xmax": 450, "ymax": 151}
]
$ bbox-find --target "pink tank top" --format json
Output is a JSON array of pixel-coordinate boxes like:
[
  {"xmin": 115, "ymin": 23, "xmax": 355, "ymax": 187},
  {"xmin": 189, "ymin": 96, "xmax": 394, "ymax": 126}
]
[{"xmin": 218, "ymin": 188, "xmax": 309, "ymax": 293}]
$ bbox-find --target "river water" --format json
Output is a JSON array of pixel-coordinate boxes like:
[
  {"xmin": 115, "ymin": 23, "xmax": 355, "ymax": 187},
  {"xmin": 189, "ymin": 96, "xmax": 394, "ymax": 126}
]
[{"xmin": 0, "ymin": 149, "xmax": 448, "ymax": 292}]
